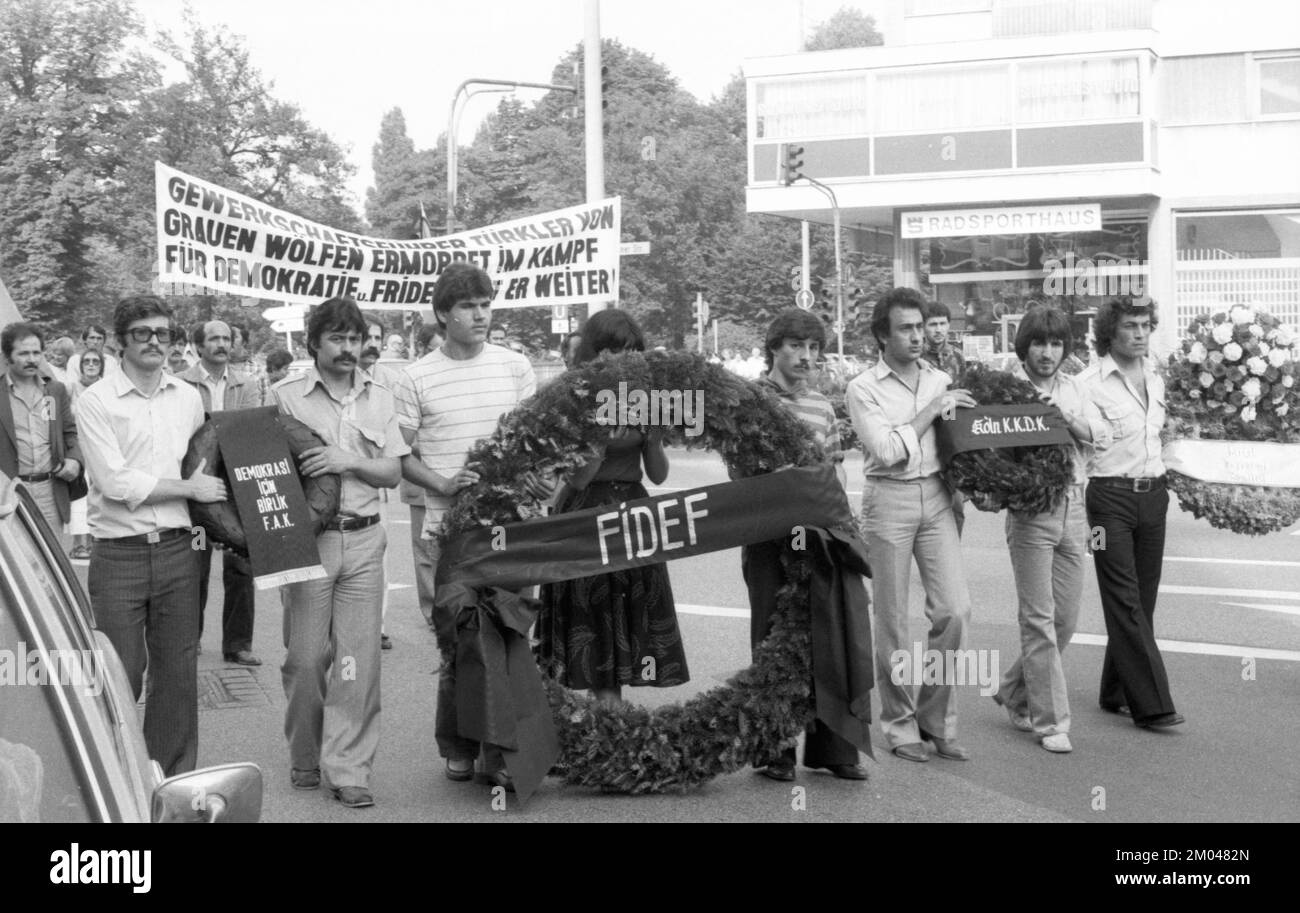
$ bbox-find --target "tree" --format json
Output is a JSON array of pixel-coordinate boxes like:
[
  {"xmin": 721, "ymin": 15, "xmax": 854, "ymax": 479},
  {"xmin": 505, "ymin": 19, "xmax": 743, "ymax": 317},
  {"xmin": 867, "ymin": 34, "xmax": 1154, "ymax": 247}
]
[
  {"xmin": 366, "ymin": 107, "xmax": 441, "ymax": 238},
  {"xmin": 0, "ymin": 0, "xmax": 158, "ymax": 329},
  {"xmin": 804, "ymin": 6, "xmax": 885, "ymax": 51}
]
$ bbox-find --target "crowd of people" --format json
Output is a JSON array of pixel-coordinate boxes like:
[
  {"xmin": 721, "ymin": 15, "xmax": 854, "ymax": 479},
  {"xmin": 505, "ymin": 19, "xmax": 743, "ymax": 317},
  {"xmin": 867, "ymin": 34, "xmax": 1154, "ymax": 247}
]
[{"xmin": 1, "ymin": 272, "xmax": 1179, "ymax": 807}]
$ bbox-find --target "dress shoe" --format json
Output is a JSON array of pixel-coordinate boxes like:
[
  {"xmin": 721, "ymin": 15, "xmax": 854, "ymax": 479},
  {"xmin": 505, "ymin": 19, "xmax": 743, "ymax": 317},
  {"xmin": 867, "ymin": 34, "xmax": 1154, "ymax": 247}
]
[
  {"xmin": 332, "ymin": 786, "xmax": 375, "ymax": 808},
  {"xmin": 1100, "ymin": 703, "xmax": 1132, "ymax": 716},
  {"xmin": 1136, "ymin": 712, "xmax": 1185, "ymax": 730},
  {"xmin": 758, "ymin": 760, "xmax": 796, "ymax": 782},
  {"xmin": 891, "ymin": 743, "xmax": 929, "ymax": 763},
  {"xmin": 290, "ymin": 767, "xmax": 320, "ymax": 790},
  {"xmin": 476, "ymin": 767, "xmax": 515, "ymax": 793},
  {"xmin": 381, "ymin": 633, "xmax": 393, "ymax": 651},
  {"xmin": 919, "ymin": 730, "xmax": 972, "ymax": 761},
  {"xmin": 993, "ymin": 696, "xmax": 1033, "ymax": 732},
  {"xmin": 820, "ymin": 763, "xmax": 869, "ymax": 781},
  {"xmin": 445, "ymin": 758, "xmax": 474, "ymax": 782},
  {"xmin": 1040, "ymin": 733, "xmax": 1073, "ymax": 753},
  {"xmin": 224, "ymin": 649, "xmax": 261, "ymax": 666}
]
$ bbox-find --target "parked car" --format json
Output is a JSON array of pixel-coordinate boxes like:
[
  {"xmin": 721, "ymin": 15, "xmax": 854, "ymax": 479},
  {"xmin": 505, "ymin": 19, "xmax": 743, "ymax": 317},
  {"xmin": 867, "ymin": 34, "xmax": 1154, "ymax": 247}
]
[{"xmin": 0, "ymin": 474, "xmax": 262, "ymax": 823}]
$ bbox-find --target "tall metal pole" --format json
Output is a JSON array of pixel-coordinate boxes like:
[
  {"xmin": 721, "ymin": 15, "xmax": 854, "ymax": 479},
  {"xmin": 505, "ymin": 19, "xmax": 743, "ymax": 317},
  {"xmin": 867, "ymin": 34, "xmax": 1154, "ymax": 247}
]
[
  {"xmin": 803, "ymin": 177, "xmax": 844, "ymax": 357},
  {"xmin": 584, "ymin": 0, "xmax": 604, "ymax": 204}
]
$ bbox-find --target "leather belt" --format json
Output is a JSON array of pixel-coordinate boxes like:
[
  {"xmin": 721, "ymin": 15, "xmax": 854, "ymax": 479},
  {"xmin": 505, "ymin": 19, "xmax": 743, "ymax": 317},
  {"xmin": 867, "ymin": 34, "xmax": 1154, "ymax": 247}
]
[
  {"xmin": 1091, "ymin": 475, "xmax": 1166, "ymax": 493},
  {"xmin": 322, "ymin": 514, "xmax": 381, "ymax": 532},
  {"xmin": 19, "ymin": 472, "xmax": 53, "ymax": 483},
  {"xmin": 97, "ymin": 527, "xmax": 190, "ymax": 546}
]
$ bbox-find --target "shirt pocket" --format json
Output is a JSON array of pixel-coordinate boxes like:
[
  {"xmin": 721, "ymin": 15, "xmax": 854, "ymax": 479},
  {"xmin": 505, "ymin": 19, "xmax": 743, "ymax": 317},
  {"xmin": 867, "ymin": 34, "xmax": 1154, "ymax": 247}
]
[
  {"xmin": 350, "ymin": 421, "xmax": 387, "ymax": 458},
  {"xmin": 1097, "ymin": 400, "xmax": 1141, "ymax": 441}
]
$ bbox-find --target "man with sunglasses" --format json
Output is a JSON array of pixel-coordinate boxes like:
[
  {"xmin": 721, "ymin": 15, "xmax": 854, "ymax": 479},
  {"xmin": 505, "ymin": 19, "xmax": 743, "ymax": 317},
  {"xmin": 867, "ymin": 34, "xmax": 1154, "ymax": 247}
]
[{"xmin": 76, "ymin": 296, "xmax": 228, "ymax": 776}]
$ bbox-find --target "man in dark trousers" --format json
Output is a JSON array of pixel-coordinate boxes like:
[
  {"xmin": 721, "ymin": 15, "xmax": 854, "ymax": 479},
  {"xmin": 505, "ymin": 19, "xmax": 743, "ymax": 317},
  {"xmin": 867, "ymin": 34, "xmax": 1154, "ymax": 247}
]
[
  {"xmin": 1078, "ymin": 297, "xmax": 1184, "ymax": 730},
  {"xmin": 1, "ymin": 322, "xmax": 82, "ymax": 541},
  {"xmin": 180, "ymin": 320, "xmax": 263, "ymax": 666},
  {"xmin": 744, "ymin": 309, "xmax": 868, "ymax": 782}
]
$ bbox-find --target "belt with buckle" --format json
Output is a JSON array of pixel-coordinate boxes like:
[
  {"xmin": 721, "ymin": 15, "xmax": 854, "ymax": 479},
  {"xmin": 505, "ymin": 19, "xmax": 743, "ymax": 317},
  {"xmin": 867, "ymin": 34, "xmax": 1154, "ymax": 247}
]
[
  {"xmin": 323, "ymin": 514, "xmax": 380, "ymax": 532},
  {"xmin": 18, "ymin": 472, "xmax": 53, "ymax": 483},
  {"xmin": 97, "ymin": 527, "xmax": 191, "ymax": 546},
  {"xmin": 1092, "ymin": 475, "xmax": 1166, "ymax": 493}
]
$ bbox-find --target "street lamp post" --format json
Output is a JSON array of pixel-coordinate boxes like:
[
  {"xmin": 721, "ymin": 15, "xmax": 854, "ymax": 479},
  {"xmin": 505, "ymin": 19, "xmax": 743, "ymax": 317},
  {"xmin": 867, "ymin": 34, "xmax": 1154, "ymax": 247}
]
[{"xmin": 445, "ymin": 78, "xmax": 577, "ymax": 235}]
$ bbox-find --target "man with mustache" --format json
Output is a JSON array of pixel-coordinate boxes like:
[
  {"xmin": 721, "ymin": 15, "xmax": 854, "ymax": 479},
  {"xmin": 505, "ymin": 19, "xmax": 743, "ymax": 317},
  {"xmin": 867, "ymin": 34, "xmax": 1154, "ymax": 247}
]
[
  {"xmin": 1, "ymin": 323, "xmax": 82, "ymax": 542},
  {"xmin": 271, "ymin": 297, "xmax": 409, "ymax": 809},
  {"xmin": 993, "ymin": 306, "xmax": 1106, "ymax": 754},
  {"xmin": 76, "ymin": 296, "xmax": 227, "ymax": 775},
  {"xmin": 180, "ymin": 320, "xmax": 263, "ymax": 666},
  {"xmin": 847, "ymin": 287, "xmax": 978, "ymax": 764},
  {"xmin": 393, "ymin": 262, "xmax": 549, "ymax": 791}
]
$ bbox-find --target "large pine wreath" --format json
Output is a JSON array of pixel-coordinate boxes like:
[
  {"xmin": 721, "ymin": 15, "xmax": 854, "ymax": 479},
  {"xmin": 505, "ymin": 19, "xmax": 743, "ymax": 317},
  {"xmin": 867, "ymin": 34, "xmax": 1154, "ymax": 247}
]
[{"xmin": 439, "ymin": 351, "xmax": 836, "ymax": 793}]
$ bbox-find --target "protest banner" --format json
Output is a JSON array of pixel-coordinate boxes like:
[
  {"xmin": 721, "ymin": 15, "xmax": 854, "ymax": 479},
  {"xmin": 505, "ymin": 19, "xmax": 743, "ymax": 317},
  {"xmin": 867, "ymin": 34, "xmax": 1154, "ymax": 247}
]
[
  {"xmin": 936, "ymin": 402, "xmax": 1073, "ymax": 464},
  {"xmin": 154, "ymin": 161, "xmax": 620, "ymax": 310}
]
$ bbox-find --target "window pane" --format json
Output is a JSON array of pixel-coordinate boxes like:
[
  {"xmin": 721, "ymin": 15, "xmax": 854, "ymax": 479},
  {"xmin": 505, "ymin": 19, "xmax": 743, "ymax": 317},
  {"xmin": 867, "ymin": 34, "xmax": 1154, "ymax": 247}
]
[
  {"xmin": 755, "ymin": 75, "xmax": 870, "ymax": 140},
  {"xmin": 1017, "ymin": 57, "xmax": 1141, "ymax": 123},
  {"xmin": 1261, "ymin": 58, "xmax": 1300, "ymax": 115},
  {"xmin": 874, "ymin": 65, "xmax": 1011, "ymax": 133},
  {"xmin": 1161, "ymin": 55, "xmax": 1248, "ymax": 125}
]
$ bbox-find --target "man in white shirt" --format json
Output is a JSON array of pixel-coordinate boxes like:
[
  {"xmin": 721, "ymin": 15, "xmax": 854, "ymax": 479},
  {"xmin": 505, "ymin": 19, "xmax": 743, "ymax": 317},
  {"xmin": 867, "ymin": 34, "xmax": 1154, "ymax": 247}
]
[
  {"xmin": 1078, "ymin": 298, "xmax": 1183, "ymax": 730},
  {"xmin": 847, "ymin": 287, "xmax": 977, "ymax": 763},
  {"xmin": 393, "ymin": 262, "xmax": 547, "ymax": 790},
  {"xmin": 76, "ymin": 296, "xmax": 227, "ymax": 775}
]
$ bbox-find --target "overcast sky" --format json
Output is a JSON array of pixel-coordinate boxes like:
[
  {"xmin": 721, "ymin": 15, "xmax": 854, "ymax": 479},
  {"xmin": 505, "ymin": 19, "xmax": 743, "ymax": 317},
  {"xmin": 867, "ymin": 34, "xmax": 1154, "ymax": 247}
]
[{"xmin": 134, "ymin": 0, "xmax": 889, "ymax": 211}]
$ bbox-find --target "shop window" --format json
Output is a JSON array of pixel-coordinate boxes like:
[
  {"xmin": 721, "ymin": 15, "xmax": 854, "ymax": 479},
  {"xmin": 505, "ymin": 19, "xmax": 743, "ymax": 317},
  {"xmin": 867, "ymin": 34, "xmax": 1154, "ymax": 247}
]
[
  {"xmin": 754, "ymin": 75, "xmax": 870, "ymax": 140},
  {"xmin": 1016, "ymin": 56, "xmax": 1141, "ymax": 123},
  {"xmin": 1259, "ymin": 56, "xmax": 1300, "ymax": 117},
  {"xmin": 874, "ymin": 64, "xmax": 1011, "ymax": 133}
]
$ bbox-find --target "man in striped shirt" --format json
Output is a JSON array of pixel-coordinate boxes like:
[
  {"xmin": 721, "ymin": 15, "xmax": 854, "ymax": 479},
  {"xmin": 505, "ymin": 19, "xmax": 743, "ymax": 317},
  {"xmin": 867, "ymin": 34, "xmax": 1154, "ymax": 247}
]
[
  {"xmin": 745, "ymin": 309, "xmax": 867, "ymax": 782},
  {"xmin": 393, "ymin": 262, "xmax": 545, "ymax": 790}
]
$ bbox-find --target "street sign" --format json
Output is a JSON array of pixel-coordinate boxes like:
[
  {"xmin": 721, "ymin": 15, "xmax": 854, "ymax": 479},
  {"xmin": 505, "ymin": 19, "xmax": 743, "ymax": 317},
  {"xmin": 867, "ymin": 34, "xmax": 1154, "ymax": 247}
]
[
  {"xmin": 620, "ymin": 242, "xmax": 651, "ymax": 256},
  {"xmin": 551, "ymin": 319, "xmax": 569, "ymax": 335},
  {"xmin": 263, "ymin": 304, "xmax": 307, "ymax": 322},
  {"xmin": 795, "ymin": 289, "xmax": 815, "ymax": 310},
  {"xmin": 270, "ymin": 318, "xmax": 304, "ymax": 334}
]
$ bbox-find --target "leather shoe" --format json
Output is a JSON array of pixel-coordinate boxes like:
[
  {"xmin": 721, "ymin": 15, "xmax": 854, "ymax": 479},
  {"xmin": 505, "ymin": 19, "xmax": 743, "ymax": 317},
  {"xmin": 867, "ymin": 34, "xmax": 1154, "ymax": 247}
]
[
  {"xmin": 290, "ymin": 767, "xmax": 320, "ymax": 790},
  {"xmin": 821, "ymin": 763, "xmax": 869, "ymax": 781},
  {"xmin": 920, "ymin": 730, "xmax": 972, "ymax": 761},
  {"xmin": 891, "ymin": 743, "xmax": 929, "ymax": 763},
  {"xmin": 1136, "ymin": 712, "xmax": 1185, "ymax": 730},
  {"xmin": 477, "ymin": 767, "xmax": 515, "ymax": 793},
  {"xmin": 224, "ymin": 649, "xmax": 261, "ymax": 666},
  {"xmin": 1100, "ymin": 703, "xmax": 1132, "ymax": 716},
  {"xmin": 758, "ymin": 761, "xmax": 795, "ymax": 782},
  {"xmin": 332, "ymin": 786, "xmax": 374, "ymax": 808},
  {"xmin": 445, "ymin": 758, "xmax": 474, "ymax": 782}
]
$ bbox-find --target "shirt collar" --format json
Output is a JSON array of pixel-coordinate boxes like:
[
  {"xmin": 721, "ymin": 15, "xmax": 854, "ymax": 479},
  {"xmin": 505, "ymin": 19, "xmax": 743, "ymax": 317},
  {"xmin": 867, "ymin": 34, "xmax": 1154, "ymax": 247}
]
[
  {"xmin": 110, "ymin": 367, "xmax": 180, "ymax": 398},
  {"xmin": 200, "ymin": 363, "xmax": 228, "ymax": 385},
  {"xmin": 873, "ymin": 357, "xmax": 935, "ymax": 381},
  {"xmin": 1099, "ymin": 353, "xmax": 1153, "ymax": 379},
  {"xmin": 302, "ymin": 365, "xmax": 368, "ymax": 400}
]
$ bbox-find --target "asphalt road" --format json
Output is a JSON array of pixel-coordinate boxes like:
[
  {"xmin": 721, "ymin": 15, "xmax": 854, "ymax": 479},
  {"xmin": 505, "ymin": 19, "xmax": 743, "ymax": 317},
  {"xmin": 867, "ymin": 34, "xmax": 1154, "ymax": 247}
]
[{"xmin": 95, "ymin": 447, "xmax": 1299, "ymax": 823}]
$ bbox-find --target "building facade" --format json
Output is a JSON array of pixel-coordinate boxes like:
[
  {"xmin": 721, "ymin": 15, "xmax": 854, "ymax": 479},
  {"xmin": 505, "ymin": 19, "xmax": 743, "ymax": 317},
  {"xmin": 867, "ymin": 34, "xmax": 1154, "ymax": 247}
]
[{"xmin": 745, "ymin": 0, "xmax": 1300, "ymax": 357}]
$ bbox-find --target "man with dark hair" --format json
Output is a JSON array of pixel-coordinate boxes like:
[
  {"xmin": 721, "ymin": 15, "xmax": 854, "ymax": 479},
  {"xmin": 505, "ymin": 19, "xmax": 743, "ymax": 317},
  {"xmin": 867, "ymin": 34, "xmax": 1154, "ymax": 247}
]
[
  {"xmin": 180, "ymin": 320, "xmax": 262, "ymax": 666},
  {"xmin": 921, "ymin": 300, "xmax": 965, "ymax": 383},
  {"xmin": 1078, "ymin": 297, "xmax": 1183, "ymax": 731},
  {"xmin": 1, "ymin": 323, "xmax": 82, "ymax": 538},
  {"xmin": 848, "ymin": 288, "xmax": 978, "ymax": 763},
  {"xmin": 76, "ymin": 296, "xmax": 227, "ymax": 775},
  {"xmin": 414, "ymin": 324, "xmax": 442, "ymax": 359},
  {"xmin": 265, "ymin": 349, "xmax": 294, "ymax": 386},
  {"xmin": 271, "ymin": 297, "xmax": 409, "ymax": 808},
  {"xmin": 69, "ymin": 323, "xmax": 118, "ymax": 378},
  {"xmin": 488, "ymin": 326, "xmax": 507, "ymax": 346},
  {"xmin": 394, "ymin": 262, "xmax": 546, "ymax": 790},
  {"xmin": 747, "ymin": 309, "xmax": 865, "ymax": 782},
  {"xmin": 993, "ymin": 306, "xmax": 1106, "ymax": 754}
]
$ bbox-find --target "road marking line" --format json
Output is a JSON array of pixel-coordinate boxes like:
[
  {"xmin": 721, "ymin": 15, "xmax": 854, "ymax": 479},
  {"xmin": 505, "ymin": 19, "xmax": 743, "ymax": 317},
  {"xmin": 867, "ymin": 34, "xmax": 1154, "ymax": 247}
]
[
  {"xmin": 677, "ymin": 604, "xmax": 1300, "ymax": 661},
  {"xmin": 1221, "ymin": 602, "xmax": 1300, "ymax": 617},
  {"xmin": 387, "ymin": 583, "xmax": 412, "ymax": 591},
  {"xmin": 1163, "ymin": 556, "xmax": 1300, "ymax": 568},
  {"xmin": 1161, "ymin": 584, "xmax": 1300, "ymax": 601}
]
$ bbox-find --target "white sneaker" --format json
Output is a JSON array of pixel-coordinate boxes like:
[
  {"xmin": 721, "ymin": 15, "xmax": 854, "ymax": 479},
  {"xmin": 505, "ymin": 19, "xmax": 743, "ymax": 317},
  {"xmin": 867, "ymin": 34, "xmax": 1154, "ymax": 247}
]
[
  {"xmin": 1005, "ymin": 706, "xmax": 1033, "ymax": 732},
  {"xmin": 1040, "ymin": 733, "xmax": 1073, "ymax": 753}
]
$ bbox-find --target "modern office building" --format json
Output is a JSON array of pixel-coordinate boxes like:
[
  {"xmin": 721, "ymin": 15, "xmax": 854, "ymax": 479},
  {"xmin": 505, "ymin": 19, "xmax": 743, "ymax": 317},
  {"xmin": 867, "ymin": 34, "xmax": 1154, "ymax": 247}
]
[{"xmin": 745, "ymin": 0, "xmax": 1300, "ymax": 356}]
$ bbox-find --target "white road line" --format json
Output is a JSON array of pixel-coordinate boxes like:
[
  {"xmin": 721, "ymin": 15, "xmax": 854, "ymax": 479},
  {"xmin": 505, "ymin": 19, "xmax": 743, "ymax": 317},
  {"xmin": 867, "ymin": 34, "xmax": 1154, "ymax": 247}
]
[
  {"xmin": 387, "ymin": 583, "xmax": 412, "ymax": 591},
  {"xmin": 676, "ymin": 604, "xmax": 1300, "ymax": 661},
  {"xmin": 1161, "ymin": 584, "xmax": 1300, "ymax": 601},
  {"xmin": 1163, "ymin": 556, "xmax": 1300, "ymax": 568},
  {"xmin": 1221, "ymin": 602, "xmax": 1300, "ymax": 617}
]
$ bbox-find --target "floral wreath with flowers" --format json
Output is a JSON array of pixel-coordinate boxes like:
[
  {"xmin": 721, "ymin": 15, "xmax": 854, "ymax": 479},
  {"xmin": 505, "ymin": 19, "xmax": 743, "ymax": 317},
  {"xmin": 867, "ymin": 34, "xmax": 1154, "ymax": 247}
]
[
  {"xmin": 1163, "ymin": 305, "xmax": 1300, "ymax": 535},
  {"xmin": 439, "ymin": 350, "xmax": 838, "ymax": 793}
]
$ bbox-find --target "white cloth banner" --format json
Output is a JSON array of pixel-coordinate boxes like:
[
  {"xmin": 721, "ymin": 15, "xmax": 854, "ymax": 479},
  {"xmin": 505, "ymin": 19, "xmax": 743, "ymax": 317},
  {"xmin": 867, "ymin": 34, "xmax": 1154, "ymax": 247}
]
[
  {"xmin": 1163, "ymin": 439, "xmax": 1300, "ymax": 488},
  {"xmin": 154, "ymin": 162, "xmax": 620, "ymax": 310}
]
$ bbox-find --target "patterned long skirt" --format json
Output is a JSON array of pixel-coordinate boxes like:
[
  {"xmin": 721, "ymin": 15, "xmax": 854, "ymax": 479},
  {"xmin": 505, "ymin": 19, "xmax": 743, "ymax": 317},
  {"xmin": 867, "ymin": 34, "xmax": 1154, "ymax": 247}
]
[{"xmin": 537, "ymin": 479, "xmax": 690, "ymax": 690}]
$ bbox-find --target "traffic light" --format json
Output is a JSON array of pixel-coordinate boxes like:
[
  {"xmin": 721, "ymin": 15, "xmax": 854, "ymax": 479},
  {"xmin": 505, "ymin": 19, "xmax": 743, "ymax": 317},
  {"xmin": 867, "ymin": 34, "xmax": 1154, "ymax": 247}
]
[
  {"xmin": 781, "ymin": 144, "xmax": 805, "ymax": 186},
  {"xmin": 601, "ymin": 65, "xmax": 610, "ymax": 110}
]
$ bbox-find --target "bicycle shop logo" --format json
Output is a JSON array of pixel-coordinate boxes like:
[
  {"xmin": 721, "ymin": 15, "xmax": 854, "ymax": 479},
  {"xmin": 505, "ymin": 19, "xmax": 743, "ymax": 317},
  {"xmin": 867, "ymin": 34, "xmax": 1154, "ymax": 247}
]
[
  {"xmin": 0, "ymin": 644, "xmax": 105, "ymax": 697},
  {"xmin": 595, "ymin": 381, "xmax": 705, "ymax": 437},
  {"xmin": 1043, "ymin": 254, "xmax": 1147, "ymax": 298}
]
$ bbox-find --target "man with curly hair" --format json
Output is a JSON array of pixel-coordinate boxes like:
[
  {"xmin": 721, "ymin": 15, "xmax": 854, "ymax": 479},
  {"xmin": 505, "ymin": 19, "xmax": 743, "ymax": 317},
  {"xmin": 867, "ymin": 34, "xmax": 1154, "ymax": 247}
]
[
  {"xmin": 993, "ymin": 306, "xmax": 1107, "ymax": 753},
  {"xmin": 1078, "ymin": 297, "xmax": 1184, "ymax": 731}
]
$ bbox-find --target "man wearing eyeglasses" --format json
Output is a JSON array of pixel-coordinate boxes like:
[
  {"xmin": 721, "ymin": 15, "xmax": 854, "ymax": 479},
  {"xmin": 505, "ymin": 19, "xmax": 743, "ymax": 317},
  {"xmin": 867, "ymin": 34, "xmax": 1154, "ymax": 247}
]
[
  {"xmin": 76, "ymin": 296, "xmax": 229, "ymax": 776},
  {"xmin": 179, "ymin": 320, "xmax": 263, "ymax": 667}
]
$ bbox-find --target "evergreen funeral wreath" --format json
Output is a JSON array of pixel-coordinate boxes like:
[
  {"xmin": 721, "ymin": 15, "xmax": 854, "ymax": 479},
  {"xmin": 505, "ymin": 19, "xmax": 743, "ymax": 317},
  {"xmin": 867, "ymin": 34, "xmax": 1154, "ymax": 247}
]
[{"xmin": 439, "ymin": 350, "xmax": 848, "ymax": 793}]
